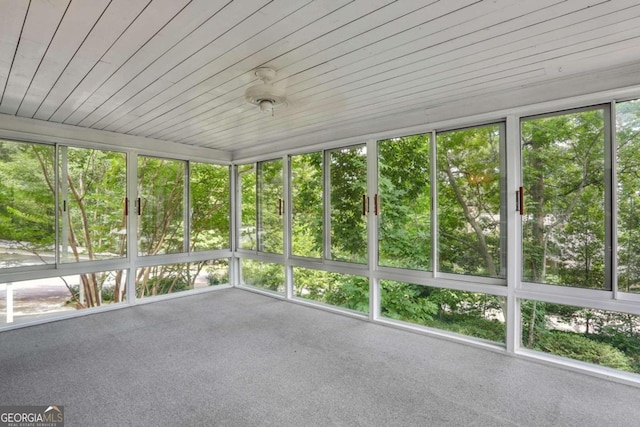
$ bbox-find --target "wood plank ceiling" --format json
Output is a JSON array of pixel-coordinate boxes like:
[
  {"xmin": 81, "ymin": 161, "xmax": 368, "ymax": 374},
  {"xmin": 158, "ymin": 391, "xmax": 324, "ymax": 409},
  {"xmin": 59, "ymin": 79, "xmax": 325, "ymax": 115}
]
[{"xmin": 1, "ymin": 0, "xmax": 640, "ymax": 157}]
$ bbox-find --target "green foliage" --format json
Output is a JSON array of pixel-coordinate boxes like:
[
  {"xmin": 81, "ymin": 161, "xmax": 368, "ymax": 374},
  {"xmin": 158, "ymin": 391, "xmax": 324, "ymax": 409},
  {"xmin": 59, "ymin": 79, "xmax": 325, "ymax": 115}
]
[
  {"xmin": 437, "ymin": 125, "xmax": 502, "ymax": 278},
  {"xmin": 378, "ymin": 135, "xmax": 431, "ymax": 270},
  {"xmin": 66, "ymin": 283, "xmax": 118, "ymax": 305},
  {"xmin": 522, "ymin": 300, "xmax": 640, "ymax": 373},
  {"xmin": 190, "ymin": 163, "xmax": 230, "ymax": 251},
  {"xmin": 522, "ymin": 109, "xmax": 606, "ymax": 288},
  {"xmin": 291, "ymin": 152, "xmax": 323, "ymax": 258},
  {"xmin": 534, "ymin": 331, "xmax": 633, "ymax": 372},
  {"xmin": 100, "ymin": 284, "xmax": 117, "ymax": 303},
  {"xmin": 205, "ymin": 261, "xmax": 229, "ymax": 286},
  {"xmin": 136, "ymin": 263, "xmax": 195, "ymax": 298},
  {"xmin": 257, "ymin": 159, "xmax": 284, "ymax": 254},
  {"xmin": 520, "ymin": 300, "xmax": 550, "ymax": 348},
  {"xmin": 238, "ymin": 164, "xmax": 257, "ymax": 249},
  {"xmin": 138, "ymin": 157, "xmax": 185, "ymax": 256},
  {"xmin": 381, "ymin": 281, "xmax": 437, "ymax": 324},
  {"xmin": 329, "ymin": 146, "xmax": 368, "ymax": 263},
  {"xmin": 587, "ymin": 329, "xmax": 640, "ymax": 372},
  {"xmin": 323, "ymin": 275, "xmax": 370, "ymax": 313},
  {"xmin": 617, "ymin": 100, "xmax": 640, "ymax": 293},
  {"xmin": 293, "ymin": 267, "xmax": 369, "ymax": 313},
  {"xmin": 153, "ymin": 277, "xmax": 190, "ymax": 294},
  {"xmin": 425, "ymin": 288, "xmax": 506, "ymax": 343},
  {"xmin": 237, "ymin": 160, "xmax": 284, "ymax": 253},
  {"xmin": 0, "ymin": 141, "xmax": 56, "ymax": 259},
  {"xmin": 381, "ymin": 281, "xmax": 506, "ymax": 343},
  {"xmin": 62, "ymin": 147, "xmax": 127, "ymax": 261},
  {"xmin": 428, "ymin": 315, "xmax": 506, "ymax": 343},
  {"xmin": 242, "ymin": 260, "xmax": 285, "ymax": 292},
  {"xmin": 62, "ymin": 270, "xmax": 126, "ymax": 307}
]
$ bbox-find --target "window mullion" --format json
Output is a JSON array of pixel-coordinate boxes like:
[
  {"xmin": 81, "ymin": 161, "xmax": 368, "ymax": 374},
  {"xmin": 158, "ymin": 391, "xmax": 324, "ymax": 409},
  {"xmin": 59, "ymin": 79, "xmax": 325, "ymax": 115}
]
[
  {"xmin": 127, "ymin": 151, "xmax": 137, "ymax": 304},
  {"xmin": 506, "ymin": 114, "xmax": 522, "ymax": 353},
  {"xmin": 58, "ymin": 145, "xmax": 68, "ymax": 265},
  {"xmin": 499, "ymin": 122, "xmax": 508, "ymax": 279},
  {"xmin": 610, "ymin": 100, "xmax": 619, "ymax": 298},
  {"xmin": 323, "ymin": 150, "xmax": 331, "ymax": 260},
  {"xmin": 256, "ymin": 162, "xmax": 263, "ymax": 252},
  {"xmin": 430, "ymin": 130, "xmax": 438, "ymax": 276},
  {"xmin": 184, "ymin": 161, "xmax": 190, "ymax": 254},
  {"xmin": 367, "ymin": 139, "xmax": 378, "ymax": 320},
  {"xmin": 284, "ymin": 155, "xmax": 293, "ymax": 299},
  {"xmin": 230, "ymin": 165, "xmax": 239, "ymax": 286}
]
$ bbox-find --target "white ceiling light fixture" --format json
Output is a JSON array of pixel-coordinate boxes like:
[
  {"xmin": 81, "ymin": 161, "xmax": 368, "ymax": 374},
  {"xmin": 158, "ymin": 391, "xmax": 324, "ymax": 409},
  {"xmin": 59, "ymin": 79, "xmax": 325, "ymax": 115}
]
[{"xmin": 244, "ymin": 67, "xmax": 286, "ymax": 115}]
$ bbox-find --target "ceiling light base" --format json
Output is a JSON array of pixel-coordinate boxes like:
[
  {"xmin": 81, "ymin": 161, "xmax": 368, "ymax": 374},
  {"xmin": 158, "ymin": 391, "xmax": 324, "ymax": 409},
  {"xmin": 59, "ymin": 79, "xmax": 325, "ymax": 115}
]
[
  {"xmin": 245, "ymin": 67, "xmax": 287, "ymax": 114},
  {"xmin": 255, "ymin": 67, "xmax": 276, "ymax": 83}
]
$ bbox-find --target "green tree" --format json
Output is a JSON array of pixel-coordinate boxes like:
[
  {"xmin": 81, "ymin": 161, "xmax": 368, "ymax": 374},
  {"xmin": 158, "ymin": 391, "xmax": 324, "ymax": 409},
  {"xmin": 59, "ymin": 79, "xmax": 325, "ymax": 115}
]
[
  {"xmin": 437, "ymin": 126, "xmax": 502, "ymax": 278},
  {"xmin": 239, "ymin": 163, "xmax": 257, "ymax": 250},
  {"xmin": 381, "ymin": 281, "xmax": 437, "ymax": 324},
  {"xmin": 616, "ymin": 99, "xmax": 640, "ymax": 293},
  {"xmin": 329, "ymin": 146, "xmax": 367, "ymax": 263},
  {"xmin": 378, "ymin": 135, "xmax": 431, "ymax": 270},
  {"xmin": 257, "ymin": 159, "xmax": 283, "ymax": 254},
  {"xmin": 190, "ymin": 163, "xmax": 230, "ymax": 251},
  {"xmin": 137, "ymin": 156, "xmax": 185, "ymax": 257},
  {"xmin": 522, "ymin": 109, "xmax": 605, "ymax": 288},
  {"xmin": 291, "ymin": 152, "xmax": 323, "ymax": 258},
  {"xmin": 0, "ymin": 141, "xmax": 55, "ymax": 265}
]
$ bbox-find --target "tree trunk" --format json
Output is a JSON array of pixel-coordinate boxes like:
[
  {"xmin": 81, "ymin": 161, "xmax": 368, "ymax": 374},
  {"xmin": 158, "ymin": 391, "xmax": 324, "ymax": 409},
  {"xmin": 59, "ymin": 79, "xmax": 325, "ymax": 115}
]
[{"xmin": 443, "ymin": 163, "xmax": 498, "ymax": 277}]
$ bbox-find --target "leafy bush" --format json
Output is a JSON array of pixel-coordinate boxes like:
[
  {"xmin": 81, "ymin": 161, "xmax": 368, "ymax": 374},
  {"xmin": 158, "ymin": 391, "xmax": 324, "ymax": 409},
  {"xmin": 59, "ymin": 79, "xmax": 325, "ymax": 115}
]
[
  {"xmin": 242, "ymin": 261, "xmax": 284, "ymax": 292},
  {"xmin": 534, "ymin": 331, "xmax": 633, "ymax": 372},
  {"xmin": 323, "ymin": 275, "xmax": 369, "ymax": 314},
  {"xmin": 586, "ymin": 329, "xmax": 640, "ymax": 373},
  {"xmin": 152, "ymin": 277, "xmax": 191, "ymax": 294},
  {"xmin": 380, "ymin": 281, "xmax": 505, "ymax": 342},
  {"xmin": 65, "ymin": 283, "xmax": 119, "ymax": 305},
  {"xmin": 100, "ymin": 285, "xmax": 116, "ymax": 302},
  {"xmin": 206, "ymin": 264, "xmax": 229, "ymax": 286},
  {"xmin": 381, "ymin": 282, "xmax": 437, "ymax": 324},
  {"xmin": 427, "ymin": 315, "xmax": 505, "ymax": 343},
  {"xmin": 293, "ymin": 267, "xmax": 332, "ymax": 301}
]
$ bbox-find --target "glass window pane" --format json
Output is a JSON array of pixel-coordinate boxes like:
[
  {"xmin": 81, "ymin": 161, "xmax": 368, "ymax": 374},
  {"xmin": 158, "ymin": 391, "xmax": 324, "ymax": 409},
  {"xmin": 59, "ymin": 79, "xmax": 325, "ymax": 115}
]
[
  {"xmin": 291, "ymin": 152, "xmax": 323, "ymax": 258},
  {"xmin": 329, "ymin": 146, "xmax": 367, "ymax": 264},
  {"xmin": 138, "ymin": 157, "xmax": 186, "ymax": 256},
  {"xmin": 238, "ymin": 164, "xmax": 256, "ymax": 250},
  {"xmin": 257, "ymin": 159, "xmax": 283, "ymax": 254},
  {"xmin": 0, "ymin": 140, "xmax": 55, "ymax": 268},
  {"xmin": 437, "ymin": 124, "xmax": 504, "ymax": 278},
  {"xmin": 378, "ymin": 134, "xmax": 431, "ymax": 270},
  {"xmin": 616, "ymin": 99, "xmax": 640, "ymax": 294},
  {"xmin": 197, "ymin": 259, "xmax": 229, "ymax": 286},
  {"xmin": 521, "ymin": 109, "xmax": 606, "ymax": 288},
  {"xmin": 241, "ymin": 259, "xmax": 285, "ymax": 294},
  {"xmin": 135, "ymin": 261, "xmax": 225, "ymax": 298},
  {"xmin": 190, "ymin": 163, "xmax": 230, "ymax": 251},
  {"xmin": 381, "ymin": 281, "xmax": 506, "ymax": 343},
  {"xmin": 0, "ymin": 269, "xmax": 126, "ymax": 325},
  {"xmin": 60, "ymin": 147, "xmax": 127, "ymax": 263},
  {"xmin": 521, "ymin": 299, "xmax": 639, "ymax": 374},
  {"xmin": 293, "ymin": 267, "xmax": 369, "ymax": 314}
]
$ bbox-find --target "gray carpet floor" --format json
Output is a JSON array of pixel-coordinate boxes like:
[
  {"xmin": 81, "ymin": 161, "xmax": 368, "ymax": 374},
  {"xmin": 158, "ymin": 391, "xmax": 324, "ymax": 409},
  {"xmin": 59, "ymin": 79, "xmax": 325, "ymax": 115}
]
[{"xmin": 1, "ymin": 288, "xmax": 639, "ymax": 426}]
